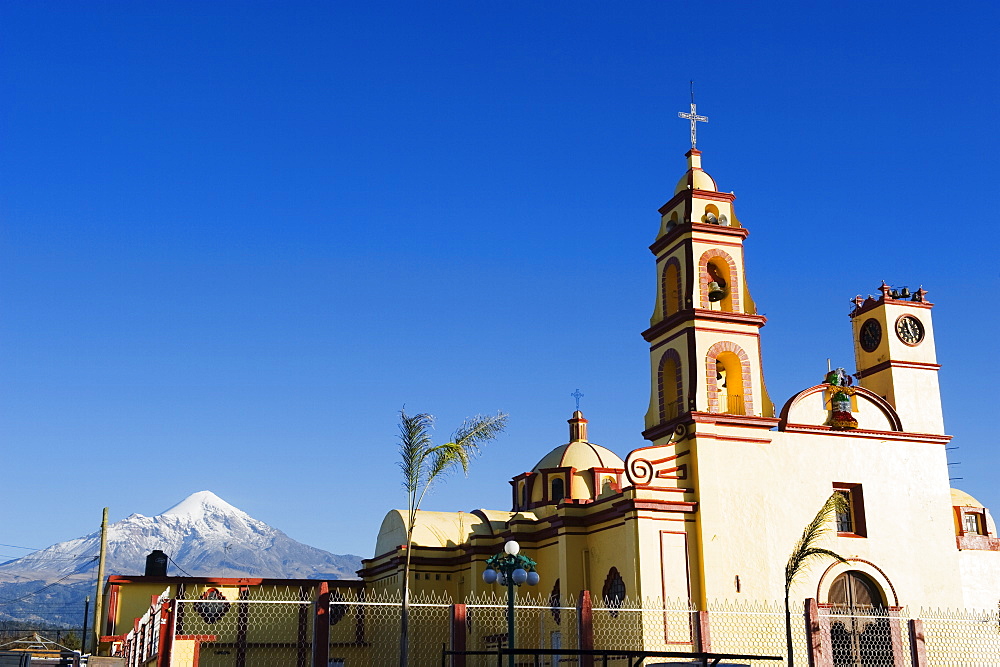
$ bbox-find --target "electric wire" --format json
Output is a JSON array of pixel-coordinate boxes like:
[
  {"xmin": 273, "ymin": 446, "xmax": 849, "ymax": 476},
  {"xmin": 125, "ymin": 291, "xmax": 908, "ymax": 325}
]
[
  {"xmin": 167, "ymin": 555, "xmax": 192, "ymax": 577},
  {"xmin": 0, "ymin": 558, "xmax": 97, "ymax": 605}
]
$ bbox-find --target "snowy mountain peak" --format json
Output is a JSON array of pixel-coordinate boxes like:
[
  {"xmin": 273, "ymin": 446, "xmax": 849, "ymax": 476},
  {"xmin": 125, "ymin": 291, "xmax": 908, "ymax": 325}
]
[
  {"xmin": 0, "ymin": 490, "xmax": 361, "ymax": 585},
  {"xmin": 0, "ymin": 490, "xmax": 363, "ymax": 627},
  {"xmin": 161, "ymin": 490, "xmax": 247, "ymax": 519}
]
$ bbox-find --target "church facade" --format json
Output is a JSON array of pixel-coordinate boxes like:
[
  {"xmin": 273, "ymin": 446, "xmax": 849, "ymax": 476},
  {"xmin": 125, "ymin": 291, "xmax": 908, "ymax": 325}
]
[{"xmin": 360, "ymin": 147, "xmax": 1000, "ymax": 619}]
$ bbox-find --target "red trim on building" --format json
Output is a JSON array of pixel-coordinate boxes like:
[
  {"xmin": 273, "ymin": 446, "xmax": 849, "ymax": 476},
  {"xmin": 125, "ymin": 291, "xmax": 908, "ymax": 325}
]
[{"xmin": 854, "ymin": 359, "xmax": 941, "ymax": 379}]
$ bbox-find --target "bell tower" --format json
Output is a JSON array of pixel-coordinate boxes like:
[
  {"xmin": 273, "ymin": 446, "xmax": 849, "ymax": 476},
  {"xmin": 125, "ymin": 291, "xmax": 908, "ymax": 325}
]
[
  {"xmin": 641, "ymin": 149, "xmax": 775, "ymax": 443},
  {"xmin": 850, "ymin": 284, "xmax": 944, "ymax": 434}
]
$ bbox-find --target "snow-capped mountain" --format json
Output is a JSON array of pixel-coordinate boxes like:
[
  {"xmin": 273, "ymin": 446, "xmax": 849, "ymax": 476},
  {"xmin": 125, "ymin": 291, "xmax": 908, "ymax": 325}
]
[
  {"xmin": 0, "ymin": 490, "xmax": 361, "ymax": 586},
  {"xmin": 0, "ymin": 491, "xmax": 363, "ymax": 626}
]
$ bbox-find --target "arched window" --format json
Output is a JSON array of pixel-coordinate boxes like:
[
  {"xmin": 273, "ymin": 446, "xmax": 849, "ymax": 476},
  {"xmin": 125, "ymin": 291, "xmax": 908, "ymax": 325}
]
[
  {"xmin": 706, "ymin": 341, "xmax": 752, "ymax": 417},
  {"xmin": 661, "ymin": 259, "xmax": 683, "ymax": 317},
  {"xmin": 715, "ymin": 352, "xmax": 744, "ymax": 415},
  {"xmin": 657, "ymin": 349, "xmax": 683, "ymax": 422},
  {"xmin": 699, "ymin": 249, "xmax": 740, "ymax": 312},
  {"xmin": 551, "ymin": 478, "xmax": 565, "ymax": 504},
  {"xmin": 549, "ymin": 579, "xmax": 562, "ymax": 624},
  {"xmin": 520, "ymin": 483, "xmax": 527, "ymax": 509},
  {"xmin": 706, "ymin": 260, "xmax": 734, "ymax": 311},
  {"xmin": 329, "ymin": 590, "xmax": 347, "ymax": 626},
  {"xmin": 602, "ymin": 567, "xmax": 626, "ymax": 617},
  {"xmin": 828, "ymin": 571, "xmax": 893, "ymax": 665}
]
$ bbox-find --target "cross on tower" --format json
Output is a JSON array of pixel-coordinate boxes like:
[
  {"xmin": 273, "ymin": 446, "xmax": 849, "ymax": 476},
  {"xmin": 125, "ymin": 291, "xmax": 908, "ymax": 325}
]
[
  {"xmin": 677, "ymin": 81, "xmax": 708, "ymax": 149},
  {"xmin": 571, "ymin": 389, "xmax": 584, "ymax": 411}
]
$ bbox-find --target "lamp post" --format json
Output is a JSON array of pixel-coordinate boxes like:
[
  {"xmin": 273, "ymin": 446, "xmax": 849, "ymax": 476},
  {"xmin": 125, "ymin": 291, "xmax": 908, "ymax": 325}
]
[{"xmin": 482, "ymin": 540, "xmax": 539, "ymax": 667}]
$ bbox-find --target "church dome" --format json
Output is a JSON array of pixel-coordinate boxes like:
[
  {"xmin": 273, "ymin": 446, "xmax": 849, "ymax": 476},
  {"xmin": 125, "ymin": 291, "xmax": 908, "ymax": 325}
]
[
  {"xmin": 674, "ymin": 168, "xmax": 718, "ymax": 194},
  {"xmin": 533, "ymin": 440, "xmax": 625, "ymax": 472},
  {"xmin": 673, "ymin": 149, "xmax": 719, "ymax": 195},
  {"xmin": 951, "ymin": 488, "xmax": 985, "ymax": 508},
  {"xmin": 532, "ymin": 411, "xmax": 625, "ymax": 472}
]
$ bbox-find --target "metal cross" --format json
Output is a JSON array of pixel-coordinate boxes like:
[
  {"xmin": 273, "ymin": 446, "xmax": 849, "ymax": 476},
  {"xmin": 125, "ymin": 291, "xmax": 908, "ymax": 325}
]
[
  {"xmin": 571, "ymin": 389, "xmax": 584, "ymax": 411},
  {"xmin": 677, "ymin": 81, "xmax": 708, "ymax": 149}
]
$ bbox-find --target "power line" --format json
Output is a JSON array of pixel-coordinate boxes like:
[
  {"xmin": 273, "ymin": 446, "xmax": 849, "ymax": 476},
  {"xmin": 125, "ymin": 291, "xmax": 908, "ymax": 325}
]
[
  {"xmin": 0, "ymin": 543, "xmax": 42, "ymax": 552},
  {"xmin": 0, "ymin": 558, "xmax": 98, "ymax": 605},
  {"xmin": 167, "ymin": 555, "xmax": 192, "ymax": 577}
]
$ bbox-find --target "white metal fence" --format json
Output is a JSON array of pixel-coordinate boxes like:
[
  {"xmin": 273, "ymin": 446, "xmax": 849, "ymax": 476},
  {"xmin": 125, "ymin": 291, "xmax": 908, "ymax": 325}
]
[{"xmin": 117, "ymin": 589, "xmax": 1000, "ymax": 666}]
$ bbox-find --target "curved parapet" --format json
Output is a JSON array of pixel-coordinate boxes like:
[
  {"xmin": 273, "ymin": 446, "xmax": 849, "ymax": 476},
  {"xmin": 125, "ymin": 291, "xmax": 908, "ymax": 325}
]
[{"xmin": 778, "ymin": 384, "xmax": 902, "ymax": 432}]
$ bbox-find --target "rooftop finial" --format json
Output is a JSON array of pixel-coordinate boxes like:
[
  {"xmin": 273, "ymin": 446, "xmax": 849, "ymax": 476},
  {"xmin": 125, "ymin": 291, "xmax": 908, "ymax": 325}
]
[
  {"xmin": 571, "ymin": 388, "xmax": 584, "ymax": 411},
  {"xmin": 678, "ymin": 80, "xmax": 708, "ymax": 149}
]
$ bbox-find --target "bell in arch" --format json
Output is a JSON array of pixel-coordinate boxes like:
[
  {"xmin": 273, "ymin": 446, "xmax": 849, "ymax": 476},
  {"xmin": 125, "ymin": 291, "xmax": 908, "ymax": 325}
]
[
  {"xmin": 705, "ymin": 212, "xmax": 719, "ymax": 224},
  {"xmin": 708, "ymin": 281, "xmax": 726, "ymax": 302}
]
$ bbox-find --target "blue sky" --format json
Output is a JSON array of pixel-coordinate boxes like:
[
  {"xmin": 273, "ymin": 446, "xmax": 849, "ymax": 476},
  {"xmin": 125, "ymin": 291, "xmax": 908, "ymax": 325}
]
[{"xmin": 2, "ymin": 1, "xmax": 998, "ymax": 560}]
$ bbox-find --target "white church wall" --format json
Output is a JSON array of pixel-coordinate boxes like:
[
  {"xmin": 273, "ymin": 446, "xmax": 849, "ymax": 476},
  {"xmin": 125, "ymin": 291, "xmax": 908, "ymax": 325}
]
[{"xmin": 688, "ymin": 426, "xmax": 965, "ymax": 609}]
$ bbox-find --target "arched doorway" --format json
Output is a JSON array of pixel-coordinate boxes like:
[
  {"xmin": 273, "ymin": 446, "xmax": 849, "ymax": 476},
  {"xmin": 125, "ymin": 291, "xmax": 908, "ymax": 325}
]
[{"xmin": 827, "ymin": 571, "xmax": 893, "ymax": 667}]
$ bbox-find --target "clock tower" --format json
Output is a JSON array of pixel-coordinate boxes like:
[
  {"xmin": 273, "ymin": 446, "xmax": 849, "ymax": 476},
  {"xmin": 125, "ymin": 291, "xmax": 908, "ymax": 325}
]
[{"xmin": 850, "ymin": 283, "xmax": 944, "ymax": 434}]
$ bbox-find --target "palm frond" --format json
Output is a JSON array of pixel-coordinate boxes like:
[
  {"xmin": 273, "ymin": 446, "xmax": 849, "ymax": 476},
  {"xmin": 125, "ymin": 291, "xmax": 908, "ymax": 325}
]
[
  {"xmin": 426, "ymin": 442, "xmax": 469, "ymax": 484},
  {"xmin": 784, "ymin": 492, "xmax": 849, "ymax": 590},
  {"xmin": 450, "ymin": 412, "xmax": 510, "ymax": 466},
  {"xmin": 397, "ymin": 410, "xmax": 434, "ymax": 494}
]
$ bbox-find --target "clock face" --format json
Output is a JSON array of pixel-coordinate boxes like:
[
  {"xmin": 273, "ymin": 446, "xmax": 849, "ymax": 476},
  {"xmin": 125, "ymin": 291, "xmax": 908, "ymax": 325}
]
[
  {"xmin": 859, "ymin": 318, "xmax": 882, "ymax": 353},
  {"xmin": 895, "ymin": 315, "xmax": 925, "ymax": 345}
]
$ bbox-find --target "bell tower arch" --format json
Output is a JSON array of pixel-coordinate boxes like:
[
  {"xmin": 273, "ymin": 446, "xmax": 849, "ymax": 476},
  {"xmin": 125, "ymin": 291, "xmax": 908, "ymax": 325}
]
[{"xmin": 642, "ymin": 149, "xmax": 776, "ymax": 443}]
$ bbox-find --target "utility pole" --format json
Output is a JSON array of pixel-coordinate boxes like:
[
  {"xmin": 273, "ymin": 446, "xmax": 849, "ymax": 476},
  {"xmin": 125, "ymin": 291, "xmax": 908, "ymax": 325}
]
[
  {"xmin": 81, "ymin": 596, "xmax": 90, "ymax": 655},
  {"xmin": 92, "ymin": 508, "xmax": 108, "ymax": 655}
]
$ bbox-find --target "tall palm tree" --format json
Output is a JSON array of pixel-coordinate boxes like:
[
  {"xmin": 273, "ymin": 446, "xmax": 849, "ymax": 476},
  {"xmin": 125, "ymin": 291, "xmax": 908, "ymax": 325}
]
[
  {"xmin": 397, "ymin": 409, "xmax": 508, "ymax": 667},
  {"xmin": 783, "ymin": 492, "xmax": 849, "ymax": 666}
]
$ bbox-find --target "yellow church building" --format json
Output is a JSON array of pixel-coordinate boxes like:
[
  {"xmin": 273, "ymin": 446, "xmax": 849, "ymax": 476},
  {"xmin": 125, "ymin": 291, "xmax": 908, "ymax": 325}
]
[
  {"xmin": 361, "ymin": 146, "xmax": 1000, "ymax": 622},
  {"xmin": 97, "ymin": 137, "xmax": 1000, "ymax": 667}
]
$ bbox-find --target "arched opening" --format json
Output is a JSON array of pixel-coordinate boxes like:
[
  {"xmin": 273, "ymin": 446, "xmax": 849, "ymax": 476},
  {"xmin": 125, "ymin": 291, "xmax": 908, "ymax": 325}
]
[
  {"xmin": 664, "ymin": 211, "xmax": 680, "ymax": 234},
  {"xmin": 714, "ymin": 351, "xmax": 745, "ymax": 415},
  {"xmin": 706, "ymin": 259, "xmax": 734, "ymax": 311},
  {"xmin": 602, "ymin": 567, "xmax": 626, "ymax": 617},
  {"xmin": 551, "ymin": 478, "xmax": 565, "ymax": 504},
  {"xmin": 661, "ymin": 259, "xmax": 683, "ymax": 317},
  {"xmin": 520, "ymin": 482, "xmax": 527, "ymax": 510},
  {"xmin": 658, "ymin": 350, "xmax": 683, "ymax": 422},
  {"xmin": 702, "ymin": 204, "xmax": 721, "ymax": 224},
  {"xmin": 828, "ymin": 571, "xmax": 893, "ymax": 667}
]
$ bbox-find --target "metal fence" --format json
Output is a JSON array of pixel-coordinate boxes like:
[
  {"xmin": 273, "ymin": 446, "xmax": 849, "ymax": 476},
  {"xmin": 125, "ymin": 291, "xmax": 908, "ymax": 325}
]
[{"xmin": 116, "ymin": 588, "xmax": 1000, "ymax": 666}]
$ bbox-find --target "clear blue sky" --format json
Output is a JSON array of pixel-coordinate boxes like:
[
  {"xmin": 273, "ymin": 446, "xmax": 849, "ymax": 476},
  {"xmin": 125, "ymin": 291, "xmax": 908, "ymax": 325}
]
[{"xmin": 2, "ymin": 1, "xmax": 998, "ymax": 559}]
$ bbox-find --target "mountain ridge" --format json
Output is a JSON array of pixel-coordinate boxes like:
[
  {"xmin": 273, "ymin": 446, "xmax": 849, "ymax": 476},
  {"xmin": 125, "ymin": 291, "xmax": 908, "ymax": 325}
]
[{"xmin": 0, "ymin": 491, "xmax": 363, "ymax": 626}]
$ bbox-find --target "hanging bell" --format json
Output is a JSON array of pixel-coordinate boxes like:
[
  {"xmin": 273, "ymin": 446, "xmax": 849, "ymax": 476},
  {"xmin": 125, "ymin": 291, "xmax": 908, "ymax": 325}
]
[
  {"xmin": 900, "ymin": 287, "xmax": 910, "ymax": 298},
  {"xmin": 705, "ymin": 213, "xmax": 719, "ymax": 224},
  {"xmin": 889, "ymin": 289, "xmax": 900, "ymax": 299},
  {"xmin": 708, "ymin": 281, "xmax": 726, "ymax": 302}
]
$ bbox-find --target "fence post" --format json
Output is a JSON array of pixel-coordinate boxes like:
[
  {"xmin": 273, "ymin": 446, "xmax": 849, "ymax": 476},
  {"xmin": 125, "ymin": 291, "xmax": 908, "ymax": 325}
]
[
  {"xmin": 908, "ymin": 618, "xmax": 928, "ymax": 667},
  {"xmin": 695, "ymin": 610, "xmax": 711, "ymax": 652},
  {"xmin": 805, "ymin": 598, "xmax": 830, "ymax": 667},
  {"xmin": 236, "ymin": 586, "xmax": 249, "ymax": 667},
  {"xmin": 577, "ymin": 590, "xmax": 593, "ymax": 667},
  {"xmin": 888, "ymin": 608, "xmax": 905, "ymax": 667},
  {"xmin": 450, "ymin": 603, "xmax": 467, "ymax": 667},
  {"xmin": 313, "ymin": 582, "xmax": 330, "ymax": 667}
]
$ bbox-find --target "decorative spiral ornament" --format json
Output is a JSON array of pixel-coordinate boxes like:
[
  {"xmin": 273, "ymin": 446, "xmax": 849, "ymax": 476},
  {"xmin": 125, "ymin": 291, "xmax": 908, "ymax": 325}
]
[
  {"xmin": 626, "ymin": 456, "xmax": 654, "ymax": 486},
  {"xmin": 674, "ymin": 423, "xmax": 687, "ymax": 439}
]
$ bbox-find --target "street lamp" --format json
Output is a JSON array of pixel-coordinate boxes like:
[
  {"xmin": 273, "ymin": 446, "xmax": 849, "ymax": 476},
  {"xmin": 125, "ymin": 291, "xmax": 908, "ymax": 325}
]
[{"xmin": 482, "ymin": 540, "xmax": 539, "ymax": 667}]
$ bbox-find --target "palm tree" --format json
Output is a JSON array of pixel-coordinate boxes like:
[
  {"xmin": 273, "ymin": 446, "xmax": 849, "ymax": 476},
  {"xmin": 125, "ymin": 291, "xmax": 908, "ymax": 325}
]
[
  {"xmin": 397, "ymin": 409, "xmax": 508, "ymax": 667},
  {"xmin": 783, "ymin": 492, "xmax": 849, "ymax": 666}
]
